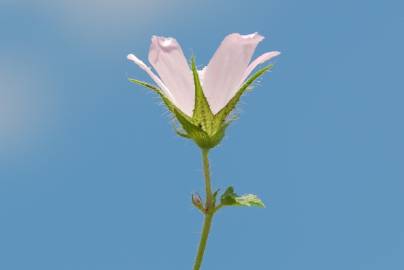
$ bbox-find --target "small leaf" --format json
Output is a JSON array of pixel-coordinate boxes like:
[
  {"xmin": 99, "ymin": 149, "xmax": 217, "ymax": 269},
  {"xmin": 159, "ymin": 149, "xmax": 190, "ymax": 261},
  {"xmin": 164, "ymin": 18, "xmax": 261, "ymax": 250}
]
[
  {"xmin": 233, "ymin": 194, "xmax": 265, "ymax": 208},
  {"xmin": 212, "ymin": 189, "xmax": 220, "ymax": 205},
  {"xmin": 213, "ymin": 189, "xmax": 220, "ymax": 200},
  {"xmin": 221, "ymin": 186, "xmax": 238, "ymax": 205},
  {"xmin": 220, "ymin": 186, "xmax": 265, "ymax": 208}
]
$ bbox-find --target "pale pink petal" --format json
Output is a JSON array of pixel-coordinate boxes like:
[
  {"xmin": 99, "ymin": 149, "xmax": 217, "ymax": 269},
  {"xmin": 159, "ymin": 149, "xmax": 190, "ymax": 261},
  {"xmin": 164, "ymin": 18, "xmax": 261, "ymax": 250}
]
[
  {"xmin": 148, "ymin": 36, "xmax": 194, "ymax": 116},
  {"xmin": 197, "ymin": 67, "xmax": 207, "ymax": 85},
  {"xmin": 240, "ymin": 51, "xmax": 281, "ymax": 84},
  {"xmin": 127, "ymin": 53, "xmax": 176, "ymax": 103},
  {"xmin": 232, "ymin": 51, "xmax": 281, "ymax": 97},
  {"xmin": 202, "ymin": 33, "xmax": 264, "ymax": 114}
]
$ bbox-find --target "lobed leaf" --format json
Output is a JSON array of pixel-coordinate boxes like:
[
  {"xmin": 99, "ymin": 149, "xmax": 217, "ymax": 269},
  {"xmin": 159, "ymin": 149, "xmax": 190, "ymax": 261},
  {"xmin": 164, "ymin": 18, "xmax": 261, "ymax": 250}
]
[{"xmin": 220, "ymin": 186, "xmax": 265, "ymax": 208}]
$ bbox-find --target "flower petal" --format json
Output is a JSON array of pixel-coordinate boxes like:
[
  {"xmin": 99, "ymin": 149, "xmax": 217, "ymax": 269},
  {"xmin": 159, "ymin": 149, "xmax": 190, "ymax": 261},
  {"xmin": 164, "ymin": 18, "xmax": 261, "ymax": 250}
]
[
  {"xmin": 202, "ymin": 33, "xmax": 264, "ymax": 114},
  {"xmin": 237, "ymin": 51, "xmax": 281, "ymax": 94},
  {"xmin": 219, "ymin": 51, "xmax": 281, "ymax": 100},
  {"xmin": 127, "ymin": 53, "xmax": 176, "ymax": 103},
  {"xmin": 148, "ymin": 36, "xmax": 194, "ymax": 116},
  {"xmin": 197, "ymin": 67, "xmax": 207, "ymax": 84}
]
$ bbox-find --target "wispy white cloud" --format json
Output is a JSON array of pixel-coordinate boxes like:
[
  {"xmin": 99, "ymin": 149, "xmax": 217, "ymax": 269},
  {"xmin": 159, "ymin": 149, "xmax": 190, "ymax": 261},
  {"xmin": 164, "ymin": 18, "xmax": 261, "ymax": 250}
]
[
  {"xmin": 0, "ymin": 0, "xmax": 186, "ymax": 157},
  {"xmin": 0, "ymin": 53, "xmax": 57, "ymax": 157},
  {"xmin": 34, "ymin": 0, "xmax": 184, "ymax": 40}
]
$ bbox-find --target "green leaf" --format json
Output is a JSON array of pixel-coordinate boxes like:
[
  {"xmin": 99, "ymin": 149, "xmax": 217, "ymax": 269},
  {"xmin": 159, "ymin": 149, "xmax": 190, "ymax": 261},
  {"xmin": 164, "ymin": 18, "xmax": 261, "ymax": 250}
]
[
  {"xmin": 220, "ymin": 186, "xmax": 265, "ymax": 208},
  {"xmin": 233, "ymin": 194, "xmax": 265, "ymax": 207},
  {"xmin": 220, "ymin": 186, "xmax": 238, "ymax": 205},
  {"xmin": 212, "ymin": 189, "xmax": 220, "ymax": 205}
]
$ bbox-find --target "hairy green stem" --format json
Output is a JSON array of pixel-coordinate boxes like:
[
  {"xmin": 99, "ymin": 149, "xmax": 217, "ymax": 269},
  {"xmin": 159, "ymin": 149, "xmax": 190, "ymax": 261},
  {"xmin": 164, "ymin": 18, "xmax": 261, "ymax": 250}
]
[
  {"xmin": 192, "ymin": 212, "xmax": 213, "ymax": 270},
  {"xmin": 202, "ymin": 149, "xmax": 213, "ymax": 209},
  {"xmin": 192, "ymin": 149, "xmax": 215, "ymax": 270}
]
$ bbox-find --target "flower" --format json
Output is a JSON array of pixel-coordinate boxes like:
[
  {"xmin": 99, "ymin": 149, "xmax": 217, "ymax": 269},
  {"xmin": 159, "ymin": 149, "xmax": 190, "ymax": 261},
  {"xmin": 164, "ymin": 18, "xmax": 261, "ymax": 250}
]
[{"xmin": 128, "ymin": 33, "xmax": 280, "ymax": 149}]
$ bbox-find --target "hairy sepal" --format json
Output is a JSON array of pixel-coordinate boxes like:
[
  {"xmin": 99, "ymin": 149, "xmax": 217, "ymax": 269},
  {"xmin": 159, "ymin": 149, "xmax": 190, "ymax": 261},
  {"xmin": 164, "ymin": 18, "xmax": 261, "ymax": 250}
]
[
  {"xmin": 212, "ymin": 65, "xmax": 273, "ymax": 130},
  {"xmin": 191, "ymin": 57, "xmax": 215, "ymax": 134},
  {"xmin": 128, "ymin": 64, "xmax": 273, "ymax": 150},
  {"xmin": 129, "ymin": 77, "xmax": 223, "ymax": 149}
]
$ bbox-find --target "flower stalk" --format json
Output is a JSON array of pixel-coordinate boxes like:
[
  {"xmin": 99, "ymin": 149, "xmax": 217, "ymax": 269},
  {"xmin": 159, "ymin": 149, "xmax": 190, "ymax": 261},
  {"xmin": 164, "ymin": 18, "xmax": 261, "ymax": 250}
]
[{"xmin": 193, "ymin": 149, "xmax": 215, "ymax": 270}]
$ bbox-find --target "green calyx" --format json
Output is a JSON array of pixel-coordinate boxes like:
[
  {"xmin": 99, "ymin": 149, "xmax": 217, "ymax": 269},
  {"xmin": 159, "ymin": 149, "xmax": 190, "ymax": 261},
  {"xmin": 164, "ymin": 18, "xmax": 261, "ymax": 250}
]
[{"xmin": 129, "ymin": 58, "xmax": 273, "ymax": 149}]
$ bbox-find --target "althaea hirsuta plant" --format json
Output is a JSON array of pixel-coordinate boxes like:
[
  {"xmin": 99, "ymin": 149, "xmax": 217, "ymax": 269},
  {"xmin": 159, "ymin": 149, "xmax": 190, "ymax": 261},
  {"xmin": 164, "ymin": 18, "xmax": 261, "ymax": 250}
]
[{"xmin": 127, "ymin": 32, "xmax": 280, "ymax": 270}]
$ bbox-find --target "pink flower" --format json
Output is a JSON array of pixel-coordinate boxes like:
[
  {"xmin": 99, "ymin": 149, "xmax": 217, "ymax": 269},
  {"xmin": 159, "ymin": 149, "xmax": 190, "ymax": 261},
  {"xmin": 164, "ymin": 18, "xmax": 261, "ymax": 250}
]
[{"xmin": 127, "ymin": 33, "xmax": 280, "ymax": 117}]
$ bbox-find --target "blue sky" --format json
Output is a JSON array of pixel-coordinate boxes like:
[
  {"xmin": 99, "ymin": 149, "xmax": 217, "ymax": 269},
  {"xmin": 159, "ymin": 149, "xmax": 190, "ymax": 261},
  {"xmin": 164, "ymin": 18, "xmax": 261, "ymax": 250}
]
[{"xmin": 1, "ymin": 0, "xmax": 403, "ymax": 269}]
